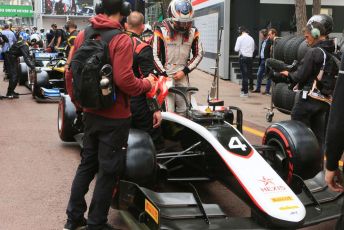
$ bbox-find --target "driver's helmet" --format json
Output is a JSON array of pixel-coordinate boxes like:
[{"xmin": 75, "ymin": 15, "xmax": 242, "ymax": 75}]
[
  {"xmin": 167, "ymin": 0, "xmax": 194, "ymax": 32},
  {"xmin": 307, "ymin": 14, "xmax": 333, "ymax": 35},
  {"xmin": 30, "ymin": 33, "xmax": 40, "ymax": 44}
]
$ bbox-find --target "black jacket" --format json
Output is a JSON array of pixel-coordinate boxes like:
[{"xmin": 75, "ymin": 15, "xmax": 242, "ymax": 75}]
[
  {"xmin": 259, "ymin": 38, "xmax": 272, "ymax": 64},
  {"xmin": 8, "ymin": 40, "xmax": 34, "ymax": 69},
  {"xmin": 289, "ymin": 40, "xmax": 335, "ymax": 90},
  {"xmin": 325, "ymin": 53, "xmax": 344, "ymax": 171}
]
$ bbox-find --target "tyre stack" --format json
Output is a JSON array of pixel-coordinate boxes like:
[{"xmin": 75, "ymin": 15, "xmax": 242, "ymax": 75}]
[{"xmin": 272, "ymin": 35, "xmax": 308, "ymax": 114}]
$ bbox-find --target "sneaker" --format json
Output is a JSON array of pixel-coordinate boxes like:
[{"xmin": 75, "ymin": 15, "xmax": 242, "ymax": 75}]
[
  {"xmin": 63, "ymin": 219, "xmax": 87, "ymax": 230},
  {"xmin": 6, "ymin": 93, "xmax": 19, "ymax": 99},
  {"xmin": 240, "ymin": 93, "xmax": 249, "ymax": 98},
  {"xmin": 252, "ymin": 89, "xmax": 261, "ymax": 93},
  {"xmin": 13, "ymin": 92, "xmax": 20, "ymax": 96},
  {"xmin": 262, "ymin": 92, "xmax": 271, "ymax": 96}
]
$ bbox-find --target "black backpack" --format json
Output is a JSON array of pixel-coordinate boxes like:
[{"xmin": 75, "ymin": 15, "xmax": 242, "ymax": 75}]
[
  {"xmin": 70, "ymin": 26, "xmax": 122, "ymax": 109},
  {"xmin": 316, "ymin": 48, "xmax": 339, "ymax": 96}
]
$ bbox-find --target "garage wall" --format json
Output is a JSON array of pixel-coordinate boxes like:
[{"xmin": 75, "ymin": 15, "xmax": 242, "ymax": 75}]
[{"xmin": 192, "ymin": 0, "xmax": 230, "ymax": 79}]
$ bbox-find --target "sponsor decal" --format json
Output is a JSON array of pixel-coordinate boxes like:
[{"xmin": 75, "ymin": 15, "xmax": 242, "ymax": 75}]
[
  {"xmin": 259, "ymin": 177, "xmax": 287, "ymax": 193},
  {"xmin": 271, "ymin": 196, "xmax": 294, "ymax": 202},
  {"xmin": 145, "ymin": 199, "xmax": 159, "ymax": 224},
  {"xmin": 279, "ymin": 205, "xmax": 299, "ymax": 211}
]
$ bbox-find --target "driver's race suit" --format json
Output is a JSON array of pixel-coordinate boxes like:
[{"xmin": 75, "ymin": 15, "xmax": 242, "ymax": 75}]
[{"xmin": 153, "ymin": 20, "xmax": 203, "ymax": 113}]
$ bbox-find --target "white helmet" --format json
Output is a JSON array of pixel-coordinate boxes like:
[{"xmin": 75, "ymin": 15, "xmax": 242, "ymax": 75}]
[
  {"xmin": 30, "ymin": 33, "xmax": 41, "ymax": 43},
  {"xmin": 168, "ymin": 0, "xmax": 194, "ymax": 32}
]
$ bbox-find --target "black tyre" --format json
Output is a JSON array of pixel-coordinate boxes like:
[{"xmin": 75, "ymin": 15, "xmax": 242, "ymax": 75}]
[
  {"xmin": 263, "ymin": 120, "xmax": 322, "ymax": 183},
  {"xmin": 32, "ymin": 70, "xmax": 49, "ymax": 98},
  {"xmin": 297, "ymin": 40, "xmax": 310, "ymax": 61},
  {"xmin": 272, "ymin": 83, "xmax": 296, "ymax": 114},
  {"xmin": 273, "ymin": 35, "xmax": 295, "ymax": 61},
  {"xmin": 283, "ymin": 36, "xmax": 304, "ymax": 65},
  {"xmin": 18, "ymin": 63, "xmax": 28, "ymax": 85},
  {"xmin": 58, "ymin": 94, "xmax": 77, "ymax": 142},
  {"xmin": 125, "ymin": 129, "xmax": 157, "ymax": 186}
]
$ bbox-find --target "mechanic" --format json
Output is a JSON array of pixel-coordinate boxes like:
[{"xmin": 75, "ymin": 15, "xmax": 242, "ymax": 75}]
[
  {"xmin": 47, "ymin": 24, "xmax": 66, "ymax": 51},
  {"xmin": 64, "ymin": 20, "xmax": 78, "ymax": 58},
  {"xmin": 153, "ymin": 0, "xmax": 203, "ymax": 113},
  {"xmin": 63, "ymin": 1, "xmax": 155, "ymax": 229},
  {"xmin": 280, "ymin": 20, "xmax": 337, "ymax": 153},
  {"xmin": 125, "ymin": 11, "xmax": 163, "ymax": 147},
  {"xmin": 6, "ymin": 36, "xmax": 35, "ymax": 98},
  {"xmin": 324, "ymin": 52, "xmax": 344, "ymax": 230}
]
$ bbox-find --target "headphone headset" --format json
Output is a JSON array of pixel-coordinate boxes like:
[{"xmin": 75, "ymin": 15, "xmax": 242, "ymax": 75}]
[
  {"xmin": 94, "ymin": 0, "xmax": 131, "ymax": 17},
  {"xmin": 310, "ymin": 24, "xmax": 320, "ymax": 39}
]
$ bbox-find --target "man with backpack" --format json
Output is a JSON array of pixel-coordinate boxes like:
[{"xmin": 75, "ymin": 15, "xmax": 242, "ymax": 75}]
[
  {"xmin": 125, "ymin": 11, "xmax": 163, "ymax": 146},
  {"xmin": 48, "ymin": 23, "xmax": 66, "ymax": 51},
  {"xmin": 63, "ymin": 1, "xmax": 156, "ymax": 230},
  {"xmin": 280, "ymin": 18, "xmax": 338, "ymax": 153}
]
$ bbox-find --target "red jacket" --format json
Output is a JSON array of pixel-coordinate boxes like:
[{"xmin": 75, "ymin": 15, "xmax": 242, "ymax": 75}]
[{"xmin": 65, "ymin": 14, "xmax": 151, "ymax": 119}]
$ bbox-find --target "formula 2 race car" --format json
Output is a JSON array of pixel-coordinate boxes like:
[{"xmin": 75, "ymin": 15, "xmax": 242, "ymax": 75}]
[
  {"xmin": 57, "ymin": 87, "xmax": 343, "ymax": 229},
  {"xmin": 19, "ymin": 49, "xmax": 66, "ymax": 101}
]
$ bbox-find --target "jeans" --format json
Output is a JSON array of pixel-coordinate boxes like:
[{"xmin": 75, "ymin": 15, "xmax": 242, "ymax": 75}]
[
  {"xmin": 255, "ymin": 60, "xmax": 272, "ymax": 93},
  {"xmin": 66, "ymin": 113, "xmax": 130, "ymax": 230},
  {"xmin": 239, "ymin": 56, "xmax": 253, "ymax": 94}
]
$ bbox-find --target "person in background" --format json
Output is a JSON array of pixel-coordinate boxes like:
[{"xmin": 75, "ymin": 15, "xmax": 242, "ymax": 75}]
[
  {"xmin": 253, "ymin": 29, "xmax": 272, "ymax": 95},
  {"xmin": 6, "ymin": 36, "xmax": 35, "ymax": 98},
  {"xmin": 64, "ymin": 20, "xmax": 78, "ymax": 58},
  {"xmin": 235, "ymin": 26, "xmax": 255, "ymax": 97},
  {"xmin": 48, "ymin": 24, "xmax": 66, "ymax": 51},
  {"xmin": 1, "ymin": 24, "xmax": 16, "ymax": 79}
]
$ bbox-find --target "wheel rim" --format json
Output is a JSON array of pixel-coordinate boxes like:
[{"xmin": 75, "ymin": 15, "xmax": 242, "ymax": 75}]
[
  {"xmin": 266, "ymin": 138, "xmax": 289, "ymax": 180},
  {"xmin": 58, "ymin": 101, "xmax": 63, "ymax": 134}
]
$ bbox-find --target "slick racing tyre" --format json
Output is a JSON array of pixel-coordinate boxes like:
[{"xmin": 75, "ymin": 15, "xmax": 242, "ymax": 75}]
[
  {"xmin": 272, "ymin": 83, "xmax": 296, "ymax": 114},
  {"xmin": 18, "ymin": 63, "xmax": 28, "ymax": 85},
  {"xmin": 58, "ymin": 94, "xmax": 77, "ymax": 142},
  {"xmin": 125, "ymin": 129, "xmax": 157, "ymax": 185},
  {"xmin": 273, "ymin": 35, "xmax": 295, "ymax": 60},
  {"xmin": 283, "ymin": 36, "xmax": 304, "ymax": 65},
  {"xmin": 263, "ymin": 120, "xmax": 322, "ymax": 184},
  {"xmin": 32, "ymin": 70, "xmax": 49, "ymax": 98},
  {"xmin": 297, "ymin": 40, "xmax": 310, "ymax": 62}
]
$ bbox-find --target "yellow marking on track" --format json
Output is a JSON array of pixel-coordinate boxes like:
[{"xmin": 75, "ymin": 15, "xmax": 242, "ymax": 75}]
[{"xmin": 243, "ymin": 126, "xmax": 265, "ymax": 138}]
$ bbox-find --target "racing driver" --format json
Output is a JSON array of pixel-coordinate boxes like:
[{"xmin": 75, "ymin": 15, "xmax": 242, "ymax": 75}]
[{"xmin": 153, "ymin": 0, "xmax": 203, "ymax": 113}]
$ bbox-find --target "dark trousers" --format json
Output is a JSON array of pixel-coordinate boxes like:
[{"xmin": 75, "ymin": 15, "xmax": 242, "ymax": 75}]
[
  {"xmin": 130, "ymin": 96, "xmax": 162, "ymax": 145},
  {"xmin": 7, "ymin": 54, "xmax": 18, "ymax": 94},
  {"xmin": 291, "ymin": 96, "xmax": 330, "ymax": 152},
  {"xmin": 2, "ymin": 52, "xmax": 9, "ymax": 74},
  {"xmin": 256, "ymin": 60, "xmax": 272, "ymax": 93},
  {"xmin": 66, "ymin": 113, "xmax": 130, "ymax": 229},
  {"xmin": 239, "ymin": 56, "xmax": 253, "ymax": 93}
]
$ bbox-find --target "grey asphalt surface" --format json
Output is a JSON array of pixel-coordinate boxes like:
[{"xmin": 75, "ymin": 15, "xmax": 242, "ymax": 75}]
[{"xmin": 0, "ymin": 67, "xmax": 337, "ymax": 229}]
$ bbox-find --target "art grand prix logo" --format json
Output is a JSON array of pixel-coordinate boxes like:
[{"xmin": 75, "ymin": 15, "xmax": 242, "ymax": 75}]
[
  {"xmin": 259, "ymin": 176, "xmax": 275, "ymax": 186},
  {"xmin": 259, "ymin": 177, "xmax": 286, "ymax": 193}
]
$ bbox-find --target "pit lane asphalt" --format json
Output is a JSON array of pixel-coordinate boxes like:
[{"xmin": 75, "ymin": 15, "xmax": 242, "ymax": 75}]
[{"xmin": 0, "ymin": 69, "xmax": 336, "ymax": 229}]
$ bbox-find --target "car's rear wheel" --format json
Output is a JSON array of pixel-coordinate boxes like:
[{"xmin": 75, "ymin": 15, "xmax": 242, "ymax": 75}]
[
  {"xmin": 58, "ymin": 94, "xmax": 77, "ymax": 142},
  {"xmin": 263, "ymin": 120, "xmax": 322, "ymax": 184}
]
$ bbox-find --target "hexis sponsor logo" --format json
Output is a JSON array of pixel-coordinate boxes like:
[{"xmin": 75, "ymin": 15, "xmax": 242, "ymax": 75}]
[{"xmin": 259, "ymin": 177, "xmax": 286, "ymax": 193}]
